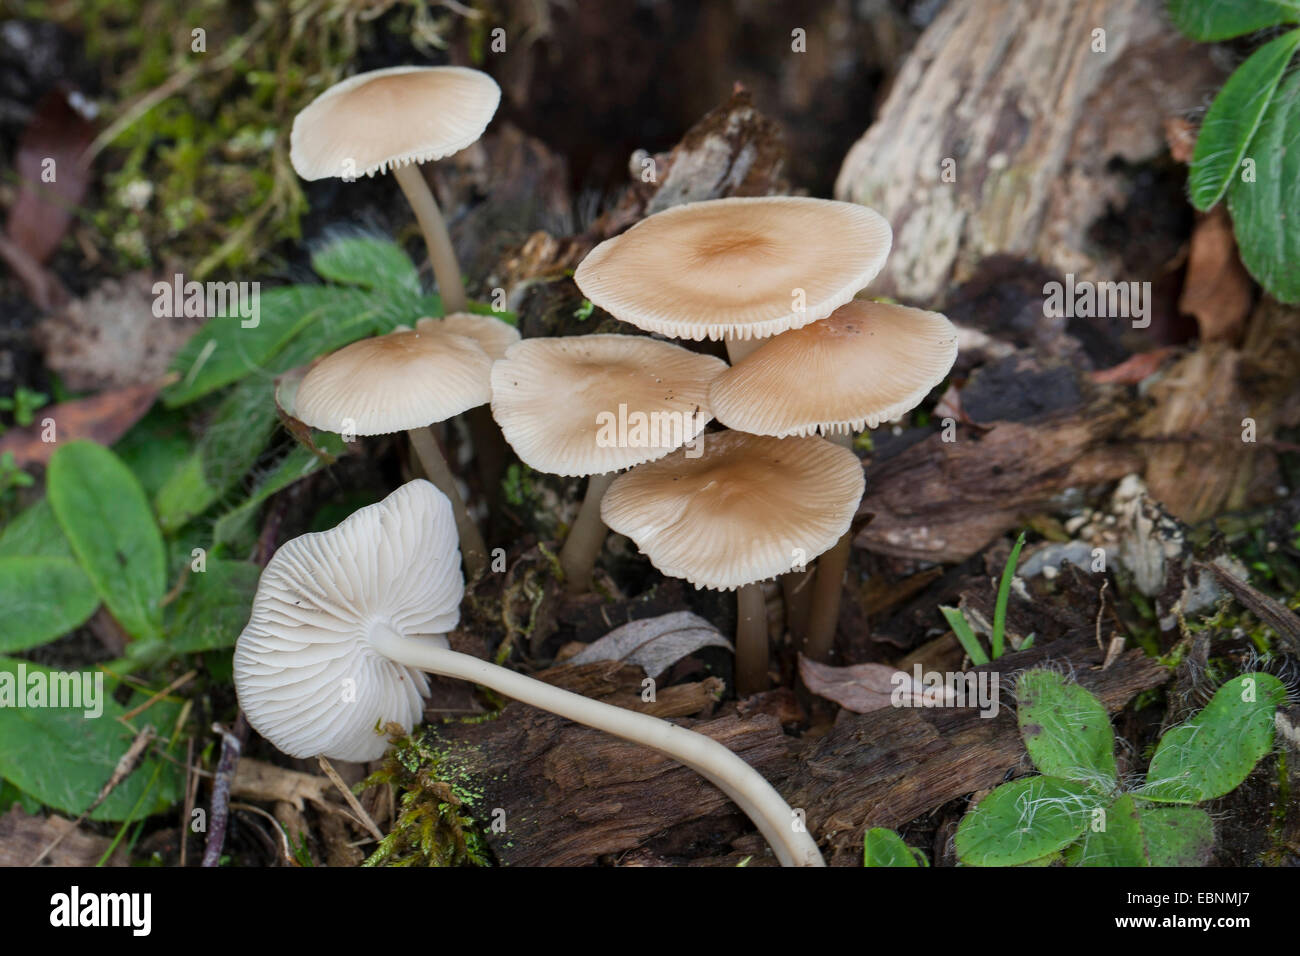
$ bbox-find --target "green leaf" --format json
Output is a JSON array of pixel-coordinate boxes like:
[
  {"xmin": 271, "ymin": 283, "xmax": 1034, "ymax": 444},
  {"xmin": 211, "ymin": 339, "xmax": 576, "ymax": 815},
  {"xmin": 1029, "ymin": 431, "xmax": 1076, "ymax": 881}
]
[
  {"xmin": 0, "ymin": 778, "xmax": 41, "ymax": 814},
  {"xmin": 163, "ymin": 285, "xmax": 345, "ymax": 407},
  {"xmin": 0, "ymin": 657, "xmax": 183, "ymax": 821},
  {"xmin": 1065, "ymin": 794, "xmax": 1147, "ymax": 866},
  {"xmin": 47, "ymin": 441, "xmax": 165, "ymax": 641},
  {"xmin": 955, "ymin": 776, "xmax": 1099, "ymax": 866},
  {"xmin": 992, "ymin": 531, "xmax": 1025, "ymax": 659},
  {"xmin": 1168, "ymin": 0, "xmax": 1300, "ymax": 41},
  {"xmin": 1140, "ymin": 673, "xmax": 1286, "ymax": 803},
  {"xmin": 1188, "ymin": 29, "xmax": 1300, "ymax": 210},
  {"xmin": 211, "ymin": 435, "xmax": 344, "ymax": 550},
  {"xmin": 1227, "ymin": 66, "xmax": 1300, "ymax": 301},
  {"xmin": 1140, "ymin": 806, "xmax": 1215, "ymax": 865},
  {"xmin": 1016, "ymin": 669, "xmax": 1118, "ymax": 791},
  {"xmin": 112, "ymin": 405, "xmax": 196, "ymax": 498},
  {"xmin": 166, "ymin": 559, "xmax": 260, "ymax": 652},
  {"xmin": 311, "ymin": 235, "xmax": 421, "ymax": 292},
  {"xmin": 941, "ymin": 605, "xmax": 989, "ymax": 666},
  {"xmin": 863, "ymin": 826, "xmax": 925, "ymax": 866},
  {"xmin": 0, "ymin": 557, "xmax": 99, "ymax": 652},
  {"xmin": 0, "ymin": 498, "xmax": 77, "ymax": 561}
]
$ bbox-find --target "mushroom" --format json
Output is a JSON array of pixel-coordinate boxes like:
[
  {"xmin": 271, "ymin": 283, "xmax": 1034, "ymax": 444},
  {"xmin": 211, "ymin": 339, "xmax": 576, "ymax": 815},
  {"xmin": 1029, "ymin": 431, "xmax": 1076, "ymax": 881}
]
[
  {"xmin": 707, "ymin": 300, "xmax": 957, "ymax": 662},
  {"xmin": 290, "ymin": 66, "xmax": 500, "ymax": 314},
  {"xmin": 600, "ymin": 431, "xmax": 864, "ymax": 695},
  {"xmin": 290, "ymin": 314, "xmax": 519, "ymax": 579},
  {"xmin": 234, "ymin": 479, "xmax": 824, "ymax": 866},
  {"xmin": 573, "ymin": 196, "xmax": 892, "ymax": 362},
  {"xmin": 489, "ymin": 334, "xmax": 726, "ymax": 592}
]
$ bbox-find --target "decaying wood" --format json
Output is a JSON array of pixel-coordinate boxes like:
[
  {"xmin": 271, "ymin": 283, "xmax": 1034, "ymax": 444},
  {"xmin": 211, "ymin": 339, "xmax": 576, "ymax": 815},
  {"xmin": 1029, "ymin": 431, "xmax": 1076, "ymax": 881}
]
[
  {"xmin": 854, "ymin": 400, "xmax": 1142, "ymax": 563},
  {"xmin": 538, "ymin": 659, "xmax": 723, "ymax": 719},
  {"xmin": 422, "ymin": 632, "xmax": 1166, "ymax": 866},
  {"xmin": 785, "ymin": 637, "xmax": 1170, "ymax": 865},
  {"xmin": 834, "ymin": 0, "xmax": 1218, "ymax": 302}
]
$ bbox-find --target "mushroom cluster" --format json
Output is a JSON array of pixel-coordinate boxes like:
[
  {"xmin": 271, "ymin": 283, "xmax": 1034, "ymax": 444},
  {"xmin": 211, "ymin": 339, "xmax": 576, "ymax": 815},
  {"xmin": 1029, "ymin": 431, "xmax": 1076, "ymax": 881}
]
[{"xmin": 574, "ymin": 197, "xmax": 958, "ymax": 684}]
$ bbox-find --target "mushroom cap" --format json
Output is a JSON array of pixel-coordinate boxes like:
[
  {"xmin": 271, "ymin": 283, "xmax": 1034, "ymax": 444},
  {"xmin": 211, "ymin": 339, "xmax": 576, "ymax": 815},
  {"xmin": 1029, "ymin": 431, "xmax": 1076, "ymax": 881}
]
[
  {"xmin": 573, "ymin": 197, "xmax": 892, "ymax": 342},
  {"xmin": 233, "ymin": 480, "xmax": 463, "ymax": 762},
  {"xmin": 290, "ymin": 66, "xmax": 501, "ymax": 181},
  {"xmin": 600, "ymin": 431, "xmax": 864, "ymax": 590},
  {"xmin": 490, "ymin": 334, "xmax": 727, "ymax": 476},
  {"xmin": 293, "ymin": 314, "xmax": 519, "ymax": 435},
  {"xmin": 709, "ymin": 299, "xmax": 958, "ymax": 437}
]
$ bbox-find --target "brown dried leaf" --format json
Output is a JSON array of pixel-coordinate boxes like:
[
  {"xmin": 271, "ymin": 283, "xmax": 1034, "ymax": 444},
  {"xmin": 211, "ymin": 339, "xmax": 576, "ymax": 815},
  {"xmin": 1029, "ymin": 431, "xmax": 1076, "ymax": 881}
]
[
  {"xmin": 0, "ymin": 381, "xmax": 159, "ymax": 467},
  {"xmin": 567, "ymin": 610, "xmax": 732, "ymax": 679},
  {"xmin": 231, "ymin": 757, "xmax": 332, "ymax": 812},
  {"xmin": 0, "ymin": 805, "xmax": 127, "ymax": 867},
  {"xmin": 798, "ymin": 654, "xmax": 950, "ymax": 714},
  {"xmin": 1179, "ymin": 207, "xmax": 1253, "ymax": 344}
]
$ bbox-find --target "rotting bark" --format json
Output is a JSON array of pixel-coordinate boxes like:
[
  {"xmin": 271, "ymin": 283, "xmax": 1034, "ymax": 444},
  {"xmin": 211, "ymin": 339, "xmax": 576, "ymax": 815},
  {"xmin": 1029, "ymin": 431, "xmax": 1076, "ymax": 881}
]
[
  {"xmin": 834, "ymin": 0, "xmax": 1219, "ymax": 303},
  {"xmin": 420, "ymin": 633, "xmax": 1166, "ymax": 866}
]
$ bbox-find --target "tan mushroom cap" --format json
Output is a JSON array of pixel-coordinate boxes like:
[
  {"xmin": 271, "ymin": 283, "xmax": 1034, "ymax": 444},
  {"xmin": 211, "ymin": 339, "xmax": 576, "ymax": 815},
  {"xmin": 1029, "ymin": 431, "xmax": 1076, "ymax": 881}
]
[
  {"xmin": 600, "ymin": 431, "xmax": 865, "ymax": 590},
  {"xmin": 573, "ymin": 196, "xmax": 892, "ymax": 342},
  {"xmin": 710, "ymin": 299, "xmax": 958, "ymax": 437},
  {"xmin": 290, "ymin": 66, "xmax": 501, "ymax": 181},
  {"xmin": 294, "ymin": 314, "xmax": 519, "ymax": 435},
  {"xmin": 490, "ymin": 334, "xmax": 727, "ymax": 476}
]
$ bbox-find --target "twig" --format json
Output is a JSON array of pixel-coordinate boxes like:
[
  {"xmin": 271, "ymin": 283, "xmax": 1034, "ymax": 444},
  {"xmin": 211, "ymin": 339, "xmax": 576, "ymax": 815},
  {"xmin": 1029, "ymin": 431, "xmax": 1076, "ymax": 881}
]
[
  {"xmin": 230, "ymin": 803, "xmax": 295, "ymax": 865},
  {"xmin": 317, "ymin": 757, "xmax": 384, "ymax": 843},
  {"xmin": 202, "ymin": 715, "xmax": 248, "ymax": 867},
  {"xmin": 180, "ymin": 735, "xmax": 196, "ymax": 868},
  {"xmin": 118, "ymin": 669, "xmax": 196, "ymax": 723}
]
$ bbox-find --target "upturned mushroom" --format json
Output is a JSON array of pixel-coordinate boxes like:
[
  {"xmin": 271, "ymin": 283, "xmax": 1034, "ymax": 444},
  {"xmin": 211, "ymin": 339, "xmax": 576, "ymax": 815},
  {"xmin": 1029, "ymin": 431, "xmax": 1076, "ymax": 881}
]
[
  {"xmin": 290, "ymin": 66, "xmax": 500, "ymax": 314},
  {"xmin": 233, "ymin": 479, "xmax": 823, "ymax": 866},
  {"xmin": 287, "ymin": 313, "xmax": 519, "ymax": 579},
  {"xmin": 489, "ymin": 334, "xmax": 725, "ymax": 591},
  {"xmin": 600, "ymin": 431, "xmax": 864, "ymax": 696},
  {"xmin": 708, "ymin": 299, "xmax": 958, "ymax": 662}
]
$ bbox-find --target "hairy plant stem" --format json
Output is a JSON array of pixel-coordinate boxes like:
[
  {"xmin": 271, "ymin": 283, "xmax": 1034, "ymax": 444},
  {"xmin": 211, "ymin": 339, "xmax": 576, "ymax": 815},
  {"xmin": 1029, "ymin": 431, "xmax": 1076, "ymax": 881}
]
[{"xmin": 407, "ymin": 426, "xmax": 487, "ymax": 579}]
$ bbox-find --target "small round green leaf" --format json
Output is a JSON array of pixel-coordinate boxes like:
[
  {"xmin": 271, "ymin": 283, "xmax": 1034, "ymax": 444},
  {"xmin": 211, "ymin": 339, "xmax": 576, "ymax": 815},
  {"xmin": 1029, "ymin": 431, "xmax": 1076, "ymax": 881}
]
[
  {"xmin": 1017, "ymin": 669, "xmax": 1118, "ymax": 791},
  {"xmin": 956, "ymin": 776, "xmax": 1099, "ymax": 866}
]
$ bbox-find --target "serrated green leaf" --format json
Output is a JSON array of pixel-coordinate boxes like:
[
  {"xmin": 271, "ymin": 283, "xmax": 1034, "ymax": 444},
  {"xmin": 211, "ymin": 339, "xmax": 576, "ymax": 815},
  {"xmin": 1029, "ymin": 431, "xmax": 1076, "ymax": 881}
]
[
  {"xmin": 1140, "ymin": 806, "xmax": 1215, "ymax": 865},
  {"xmin": 1065, "ymin": 793, "xmax": 1147, "ymax": 866},
  {"xmin": 1227, "ymin": 66, "xmax": 1300, "ymax": 301},
  {"xmin": 1017, "ymin": 669, "xmax": 1118, "ymax": 791},
  {"xmin": 47, "ymin": 442, "xmax": 165, "ymax": 641},
  {"xmin": 0, "ymin": 557, "xmax": 99, "ymax": 652},
  {"xmin": 1189, "ymin": 29, "xmax": 1300, "ymax": 209},
  {"xmin": 1140, "ymin": 673, "xmax": 1286, "ymax": 803},
  {"xmin": 1168, "ymin": 0, "xmax": 1299, "ymax": 41},
  {"xmin": 955, "ymin": 776, "xmax": 1100, "ymax": 866},
  {"xmin": 311, "ymin": 235, "xmax": 421, "ymax": 292},
  {"xmin": 166, "ymin": 559, "xmax": 260, "ymax": 652},
  {"xmin": 863, "ymin": 826, "xmax": 923, "ymax": 866},
  {"xmin": 0, "ymin": 657, "xmax": 182, "ymax": 821}
]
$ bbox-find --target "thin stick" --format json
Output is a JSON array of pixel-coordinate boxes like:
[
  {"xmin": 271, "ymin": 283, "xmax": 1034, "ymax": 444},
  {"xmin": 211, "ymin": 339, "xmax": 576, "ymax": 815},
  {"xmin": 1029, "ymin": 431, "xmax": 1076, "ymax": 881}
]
[
  {"xmin": 118, "ymin": 669, "xmax": 196, "ymax": 722},
  {"xmin": 559, "ymin": 471, "xmax": 615, "ymax": 592},
  {"xmin": 317, "ymin": 757, "xmax": 384, "ymax": 843},
  {"xmin": 393, "ymin": 162, "xmax": 466, "ymax": 314},
  {"xmin": 202, "ymin": 717, "xmax": 247, "ymax": 867},
  {"xmin": 735, "ymin": 582, "xmax": 770, "ymax": 697},
  {"xmin": 407, "ymin": 425, "xmax": 488, "ymax": 579}
]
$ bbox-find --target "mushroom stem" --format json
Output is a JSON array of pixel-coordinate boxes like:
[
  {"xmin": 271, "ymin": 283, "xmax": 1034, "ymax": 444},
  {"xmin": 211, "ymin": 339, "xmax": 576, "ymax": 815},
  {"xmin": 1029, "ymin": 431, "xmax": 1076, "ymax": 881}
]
[
  {"xmin": 406, "ymin": 426, "xmax": 488, "ymax": 579},
  {"xmin": 735, "ymin": 582, "xmax": 770, "ymax": 697},
  {"xmin": 803, "ymin": 430, "xmax": 858, "ymax": 662},
  {"xmin": 724, "ymin": 336, "xmax": 764, "ymax": 365},
  {"xmin": 367, "ymin": 624, "xmax": 824, "ymax": 866},
  {"xmin": 781, "ymin": 568, "xmax": 815, "ymax": 645},
  {"xmin": 393, "ymin": 162, "xmax": 467, "ymax": 315},
  {"xmin": 559, "ymin": 471, "xmax": 615, "ymax": 592}
]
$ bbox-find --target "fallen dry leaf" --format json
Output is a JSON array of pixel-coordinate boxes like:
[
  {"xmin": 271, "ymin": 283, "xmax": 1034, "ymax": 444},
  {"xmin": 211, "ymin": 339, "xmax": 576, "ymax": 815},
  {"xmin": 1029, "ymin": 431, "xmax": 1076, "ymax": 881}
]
[
  {"xmin": 1089, "ymin": 347, "xmax": 1176, "ymax": 385},
  {"xmin": 799, "ymin": 654, "xmax": 949, "ymax": 714},
  {"xmin": 567, "ymin": 610, "xmax": 732, "ymax": 678},
  {"xmin": 0, "ymin": 380, "xmax": 160, "ymax": 467},
  {"xmin": 1164, "ymin": 116, "xmax": 1197, "ymax": 164},
  {"xmin": 0, "ymin": 805, "xmax": 128, "ymax": 867},
  {"xmin": 5, "ymin": 85, "xmax": 95, "ymax": 264},
  {"xmin": 231, "ymin": 757, "xmax": 332, "ymax": 812},
  {"xmin": 1179, "ymin": 207, "xmax": 1253, "ymax": 344}
]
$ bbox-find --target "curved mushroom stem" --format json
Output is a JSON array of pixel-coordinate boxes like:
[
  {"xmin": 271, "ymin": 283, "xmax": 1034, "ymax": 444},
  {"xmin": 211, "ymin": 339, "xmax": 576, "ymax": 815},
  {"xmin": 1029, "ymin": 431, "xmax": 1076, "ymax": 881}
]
[
  {"xmin": 368, "ymin": 625, "xmax": 824, "ymax": 866},
  {"xmin": 559, "ymin": 471, "xmax": 615, "ymax": 593},
  {"xmin": 406, "ymin": 426, "xmax": 488, "ymax": 580},
  {"xmin": 735, "ymin": 582, "xmax": 769, "ymax": 697},
  {"xmin": 393, "ymin": 163, "xmax": 467, "ymax": 315},
  {"xmin": 803, "ymin": 430, "xmax": 858, "ymax": 662}
]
